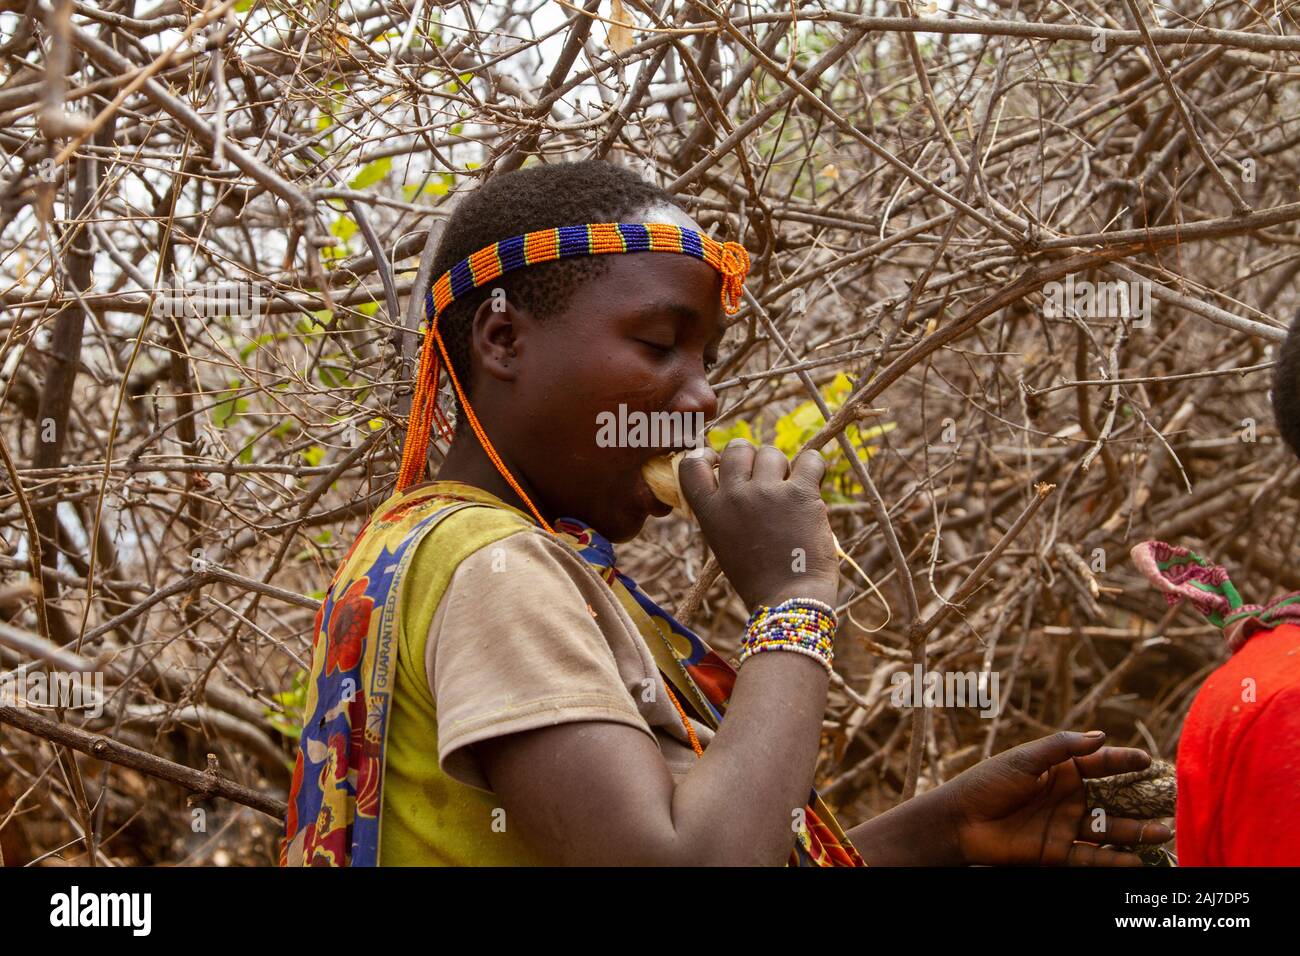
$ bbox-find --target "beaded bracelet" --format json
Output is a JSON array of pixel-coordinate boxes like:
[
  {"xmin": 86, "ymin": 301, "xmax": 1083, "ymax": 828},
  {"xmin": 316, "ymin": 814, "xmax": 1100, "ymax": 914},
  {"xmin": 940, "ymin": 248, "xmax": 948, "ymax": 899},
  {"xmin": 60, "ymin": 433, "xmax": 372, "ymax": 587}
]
[
  {"xmin": 739, "ymin": 628, "xmax": 835, "ymax": 671},
  {"xmin": 746, "ymin": 600, "xmax": 836, "ymax": 652},
  {"xmin": 738, "ymin": 598, "xmax": 838, "ymax": 674},
  {"xmin": 745, "ymin": 631, "xmax": 833, "ymax": 655}
]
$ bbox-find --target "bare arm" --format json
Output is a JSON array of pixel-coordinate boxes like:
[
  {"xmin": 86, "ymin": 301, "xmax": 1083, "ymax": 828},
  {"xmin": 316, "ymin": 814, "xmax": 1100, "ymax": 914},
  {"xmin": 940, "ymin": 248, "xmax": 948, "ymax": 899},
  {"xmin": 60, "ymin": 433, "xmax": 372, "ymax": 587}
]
[
  {"xmin": 845, "ymin": 788, "xmax": 961, "ymax": 866},
  {"xmin": 476, "ymin": 647, "xmax": 828, "ymax": 866},
  {"xmin": 476, "ymin": 442, "xmax": 841, "ymax": 866}
]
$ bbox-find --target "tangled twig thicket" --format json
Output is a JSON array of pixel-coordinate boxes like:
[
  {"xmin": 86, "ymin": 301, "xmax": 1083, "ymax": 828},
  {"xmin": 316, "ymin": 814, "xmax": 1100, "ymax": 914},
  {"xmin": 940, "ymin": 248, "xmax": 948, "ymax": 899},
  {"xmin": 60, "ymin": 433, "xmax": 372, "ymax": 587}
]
[{"xmin": 1, "ymin": 0, "xmax": 1296, "ymax": 865}]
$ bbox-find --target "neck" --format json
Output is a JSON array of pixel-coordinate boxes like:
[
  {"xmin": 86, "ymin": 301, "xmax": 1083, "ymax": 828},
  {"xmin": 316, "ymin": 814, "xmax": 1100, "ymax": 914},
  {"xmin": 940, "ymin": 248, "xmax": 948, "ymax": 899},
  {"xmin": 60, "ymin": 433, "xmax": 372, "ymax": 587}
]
[{"xmin": 434, "ymin": 431, "xmax": 552, "ymax": 526}]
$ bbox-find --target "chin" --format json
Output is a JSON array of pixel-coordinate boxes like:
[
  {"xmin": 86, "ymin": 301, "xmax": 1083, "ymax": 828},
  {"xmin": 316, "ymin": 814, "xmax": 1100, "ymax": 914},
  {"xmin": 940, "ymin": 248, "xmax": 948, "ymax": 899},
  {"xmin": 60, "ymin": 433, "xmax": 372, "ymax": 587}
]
[
  {"xmin": 588, "ymin": 499, "xmax": 655, "ymax": 543},
  {"xmin": 603, "ymin": 513, "xmax": 648, "ymax": 544}
]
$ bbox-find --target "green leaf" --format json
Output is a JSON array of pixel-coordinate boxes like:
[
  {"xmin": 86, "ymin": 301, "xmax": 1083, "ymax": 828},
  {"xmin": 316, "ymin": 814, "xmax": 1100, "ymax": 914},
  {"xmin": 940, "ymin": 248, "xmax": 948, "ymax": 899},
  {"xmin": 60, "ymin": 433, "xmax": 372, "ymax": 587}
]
[
  {"xmin": 331, "ymin": 215, "xmax": 357, "ymax": 241},
  {"xmin": 440, "ymin": 72, "xmax": 475, "ymax": 94},
  {"xmin": 707, "ymin": 419, "xmax": 755, "ymax": 451},
  {"xmin": 402, "ymin": 175, "xmax": 452, "ymax": 201},
  {"xmin": 239, "ymin": 331, "xmax": 288, "ymax": 361},
  {"xmin": 317, "ymin": 363, "xmax": 349, "ymax": 389},
  {"xmin": 212, "ymin": 381, "xmax": 249, "ymax": 428},
  {"xmin": 700, "ymin": 372, "xmax": 896, "ymax": 503},
  {"xmin": 773, "ymin": 416, "xmax": 801, "ymax": 457},
  {"xmin": 788, "ymin": 401, "xmax": 825, "ymax": 432},
  {"xmin": 772, "ymin": 401, "xmax": 824, "ymax": 455},
  {"xmin": 265, "ymin": 669, "xmax": 309, "ymax": 742},
  {"xmin": 348, "ymin": 157, "xmax": 392, "ymax": 190},
  {"xmin": 855, "ymin": 421, "xmax": 898, "ymax": 444},
  {"xmin": 302, "ymin": 445, "xmax": 325, "ymax": 467},
  {"xmin": 820, "ymin": 370, "xmax": 854, "ymax": 408}
]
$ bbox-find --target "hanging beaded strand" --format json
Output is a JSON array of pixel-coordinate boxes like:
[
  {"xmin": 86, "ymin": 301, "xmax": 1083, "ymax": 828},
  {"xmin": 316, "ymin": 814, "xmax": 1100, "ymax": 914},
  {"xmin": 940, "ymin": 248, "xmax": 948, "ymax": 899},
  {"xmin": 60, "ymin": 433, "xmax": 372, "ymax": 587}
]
[{"xmin": 396, "ymin": 221, "xmax": 752, "ymax": 532}]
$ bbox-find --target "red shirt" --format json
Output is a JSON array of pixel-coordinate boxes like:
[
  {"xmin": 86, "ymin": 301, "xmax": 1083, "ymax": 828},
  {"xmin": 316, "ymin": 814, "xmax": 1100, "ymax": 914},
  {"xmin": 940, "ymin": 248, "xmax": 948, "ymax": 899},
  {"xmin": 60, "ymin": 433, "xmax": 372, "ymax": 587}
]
[{"xmin": 1177, "ymin": 622, "xmax": 1300, "ymax": 865}]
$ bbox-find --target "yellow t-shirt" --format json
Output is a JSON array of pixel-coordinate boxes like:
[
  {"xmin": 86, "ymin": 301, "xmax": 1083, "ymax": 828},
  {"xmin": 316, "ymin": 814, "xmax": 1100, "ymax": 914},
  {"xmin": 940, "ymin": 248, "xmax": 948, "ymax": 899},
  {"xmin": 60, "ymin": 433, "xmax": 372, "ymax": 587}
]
[
  {"xmin": 380, "ymin": 489, "xmax": 544, "ymax": 866},
  {"xmin": 378, "ymin": 482, "xmax": 713, "ymax": 866}
]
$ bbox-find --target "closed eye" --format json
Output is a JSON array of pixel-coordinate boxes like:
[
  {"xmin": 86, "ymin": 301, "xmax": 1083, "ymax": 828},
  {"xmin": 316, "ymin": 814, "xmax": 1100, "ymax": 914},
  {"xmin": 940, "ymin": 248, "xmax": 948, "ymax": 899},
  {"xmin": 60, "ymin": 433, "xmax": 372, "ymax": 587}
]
[
  {"xmin": 635, "ymin": 338, "xmax": 674, "ymax": 356},
  {"xmin": 635, "ymin": 338, "xmax": 717, "ymax": 371}
]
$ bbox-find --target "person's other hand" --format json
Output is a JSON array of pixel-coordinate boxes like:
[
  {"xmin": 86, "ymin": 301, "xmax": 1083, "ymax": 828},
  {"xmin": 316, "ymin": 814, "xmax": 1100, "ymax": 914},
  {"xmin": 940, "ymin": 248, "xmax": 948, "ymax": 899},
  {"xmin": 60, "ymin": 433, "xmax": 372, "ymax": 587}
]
[{"xmin": 940, "ymin": 731, "xmax": 1173, "ymax": 865}]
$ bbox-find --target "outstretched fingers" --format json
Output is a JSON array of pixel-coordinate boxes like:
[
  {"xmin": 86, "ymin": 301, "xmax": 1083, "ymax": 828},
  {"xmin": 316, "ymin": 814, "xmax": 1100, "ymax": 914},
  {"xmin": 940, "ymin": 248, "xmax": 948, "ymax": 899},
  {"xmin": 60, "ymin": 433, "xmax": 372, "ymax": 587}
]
[
  {"xmin": 1072, "ymin": 746, "xmax": 1154, "ymax": 779},
  {"xmin": 1001, "ymin": 731, "xmax": 1110, "ymax": 779}
]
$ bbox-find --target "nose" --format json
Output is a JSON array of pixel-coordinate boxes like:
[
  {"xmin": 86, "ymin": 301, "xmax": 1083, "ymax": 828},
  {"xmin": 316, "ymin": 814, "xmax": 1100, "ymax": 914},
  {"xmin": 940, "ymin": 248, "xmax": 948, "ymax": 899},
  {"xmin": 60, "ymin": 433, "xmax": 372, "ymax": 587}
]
[{"xmin": 670, "ymin": 362, "xmax": 718, "ymax": 429}]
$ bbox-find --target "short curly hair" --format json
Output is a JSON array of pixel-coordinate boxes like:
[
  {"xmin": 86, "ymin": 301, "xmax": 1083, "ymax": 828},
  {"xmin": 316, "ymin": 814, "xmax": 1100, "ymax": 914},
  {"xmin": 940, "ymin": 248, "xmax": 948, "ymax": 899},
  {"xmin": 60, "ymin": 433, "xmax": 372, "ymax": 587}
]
[
  {"xmin": 426, "ymin": 159, "xmax": 683, "ymax": 434},
  {"xmin": 1272, "ymin": 309, "xmax": 1300, "ymax": 460}
]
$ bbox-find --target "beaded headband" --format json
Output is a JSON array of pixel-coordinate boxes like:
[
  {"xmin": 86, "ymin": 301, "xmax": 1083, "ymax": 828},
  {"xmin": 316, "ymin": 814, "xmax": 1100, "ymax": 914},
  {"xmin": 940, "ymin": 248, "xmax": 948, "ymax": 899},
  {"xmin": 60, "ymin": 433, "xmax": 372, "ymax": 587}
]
[{"xmin": 396, "ymin": 221, "xmax": 752, "ymax": 532}]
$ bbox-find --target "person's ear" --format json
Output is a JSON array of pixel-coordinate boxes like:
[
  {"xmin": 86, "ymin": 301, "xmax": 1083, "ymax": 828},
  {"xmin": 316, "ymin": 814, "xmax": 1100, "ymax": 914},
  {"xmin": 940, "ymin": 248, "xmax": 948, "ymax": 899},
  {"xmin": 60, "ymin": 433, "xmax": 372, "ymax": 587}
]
[{"xmin": 471, "ymin": 289, "xmax": 524, "ymax": 383}]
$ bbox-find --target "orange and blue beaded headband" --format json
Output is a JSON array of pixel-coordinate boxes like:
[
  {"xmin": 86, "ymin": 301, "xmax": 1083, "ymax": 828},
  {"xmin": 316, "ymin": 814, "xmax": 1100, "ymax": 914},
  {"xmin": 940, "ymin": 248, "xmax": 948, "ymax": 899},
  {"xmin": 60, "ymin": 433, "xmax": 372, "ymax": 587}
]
[{"xmin": 396, "ymin": 221, "xmax": 752, "ymax": 532}]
